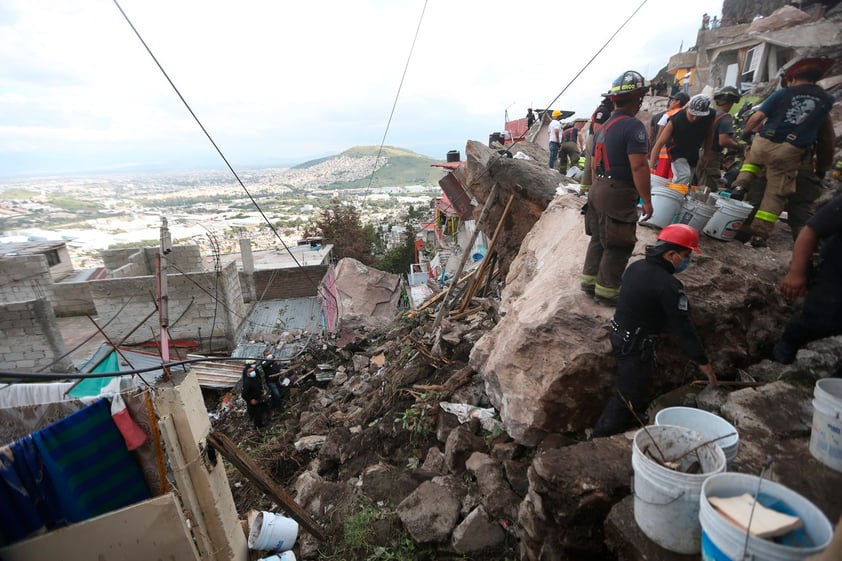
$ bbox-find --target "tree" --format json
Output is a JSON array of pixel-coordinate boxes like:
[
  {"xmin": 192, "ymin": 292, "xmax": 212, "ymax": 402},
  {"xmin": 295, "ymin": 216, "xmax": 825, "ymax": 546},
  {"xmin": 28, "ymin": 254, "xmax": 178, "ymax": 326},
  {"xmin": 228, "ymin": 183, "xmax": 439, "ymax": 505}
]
[{"xmin": 309, "ymin": 199, "xmax": 377, "ymax": 264}]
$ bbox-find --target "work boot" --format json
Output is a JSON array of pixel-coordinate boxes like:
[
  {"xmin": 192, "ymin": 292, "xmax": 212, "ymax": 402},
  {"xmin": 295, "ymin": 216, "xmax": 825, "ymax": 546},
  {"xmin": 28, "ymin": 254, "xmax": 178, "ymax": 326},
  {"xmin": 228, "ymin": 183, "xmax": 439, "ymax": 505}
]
[{"xmin": 593, "ymin": 295, "xmax": 618, "ymax": 307}]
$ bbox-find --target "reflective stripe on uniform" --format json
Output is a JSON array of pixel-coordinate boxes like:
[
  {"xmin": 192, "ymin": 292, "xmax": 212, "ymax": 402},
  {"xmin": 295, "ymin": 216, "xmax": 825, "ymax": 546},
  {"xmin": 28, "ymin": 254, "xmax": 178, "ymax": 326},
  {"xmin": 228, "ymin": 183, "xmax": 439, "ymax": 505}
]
[
  {"xmin": 740, "ymin": 163, "xmax": 761, "ymax": 175},
  {"xmin": 754, "ymin": 210, "xmax": 779, "ymax": 224},
  {"xmin": 580, "ymin": 274, "xmax": 596, "ymax": 286},
  {"xmin": 595, "ymin": 283, "xmax": 620, "ymax": 299}
]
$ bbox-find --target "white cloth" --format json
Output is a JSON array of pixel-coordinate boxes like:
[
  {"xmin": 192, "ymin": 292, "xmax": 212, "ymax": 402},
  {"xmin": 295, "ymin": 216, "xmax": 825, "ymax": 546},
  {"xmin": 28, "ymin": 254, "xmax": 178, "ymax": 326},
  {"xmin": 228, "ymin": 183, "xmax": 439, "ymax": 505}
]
[{"xmin": 548, "ymin": 119, "xmax": 562, "ymax": 143}]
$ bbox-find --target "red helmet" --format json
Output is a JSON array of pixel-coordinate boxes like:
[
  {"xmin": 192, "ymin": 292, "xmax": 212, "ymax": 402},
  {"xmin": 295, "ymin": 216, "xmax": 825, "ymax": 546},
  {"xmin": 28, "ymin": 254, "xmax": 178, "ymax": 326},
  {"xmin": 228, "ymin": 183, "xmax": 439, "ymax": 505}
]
[
  {"xmin": 780, "ymin": 57, "xmax": 833, "ymax": 86},
  {"xmin": 657, "ymin": 224, "xmax": 701, "ymax": 253}
]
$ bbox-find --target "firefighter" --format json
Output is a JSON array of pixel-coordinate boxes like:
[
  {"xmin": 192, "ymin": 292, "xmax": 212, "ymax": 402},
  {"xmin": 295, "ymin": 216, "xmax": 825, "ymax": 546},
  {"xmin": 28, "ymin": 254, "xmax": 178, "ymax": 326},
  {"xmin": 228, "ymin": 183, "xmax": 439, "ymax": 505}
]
[
  {"xmin": 729, "ymin": 57, "xmax": 835, "ymax": 247},
  {"xmin": 580, "ymin": 70, "xmax": 653, "ymax": 306},
  {"xmin": 592, "ymin": 224, "xmax": 717, "ymax": 437}
]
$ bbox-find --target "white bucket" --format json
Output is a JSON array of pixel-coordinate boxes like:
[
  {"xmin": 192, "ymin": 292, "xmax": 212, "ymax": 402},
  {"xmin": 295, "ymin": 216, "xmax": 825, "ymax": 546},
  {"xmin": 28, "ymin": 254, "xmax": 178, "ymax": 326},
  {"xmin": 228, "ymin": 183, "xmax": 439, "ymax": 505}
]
[
  {"xmin": 248, "ymin": 511, "xmax": 299, "ymax": 552},
  {"xmin": 260, "ymin": 551, "xmax": 295, "ymax": 561},
  {"xmin": 260, "ymin": 553, "xmax": 296, "ymax": 561},
  {"xmin": 700, "ymin": 472, "xmax": 833, "ymax": 561},
  {"xmin": 632, "ymin": 425, "xmax": 727, "ymax": 554},
  {"xmin": 809, "ymin": 378, "xmax": 842, "ymax": 472},
  {"xmin": 703, "ymin": 198, "xmax": 754, "ymax": 240},
  {"xmin": 646, "ymin": 186, "xmax": 685, "ymax": 229},
  {"xmin": 655, "ymin": 407, "xmax": 739, "ymax": 467},
  {"xmin": 675, "ymin": 198, "xmax": 717, "ymax": 232}
]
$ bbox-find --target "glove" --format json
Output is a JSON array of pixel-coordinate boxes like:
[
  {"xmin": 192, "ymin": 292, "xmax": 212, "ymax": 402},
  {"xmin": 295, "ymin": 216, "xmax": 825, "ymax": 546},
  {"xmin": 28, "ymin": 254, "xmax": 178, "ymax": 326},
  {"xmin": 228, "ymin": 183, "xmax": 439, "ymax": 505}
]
[{"xmin": 730, "ymin": 186, "xmax": 746, "ymax": 201}]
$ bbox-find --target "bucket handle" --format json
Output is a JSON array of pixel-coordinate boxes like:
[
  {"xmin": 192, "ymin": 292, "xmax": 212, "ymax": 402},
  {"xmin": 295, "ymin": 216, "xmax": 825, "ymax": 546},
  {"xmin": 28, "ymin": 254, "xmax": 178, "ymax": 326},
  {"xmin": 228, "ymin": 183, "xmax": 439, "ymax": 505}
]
[{"xmin": 630, "ymin": 474, "xmax": 685, "ymax": 505}]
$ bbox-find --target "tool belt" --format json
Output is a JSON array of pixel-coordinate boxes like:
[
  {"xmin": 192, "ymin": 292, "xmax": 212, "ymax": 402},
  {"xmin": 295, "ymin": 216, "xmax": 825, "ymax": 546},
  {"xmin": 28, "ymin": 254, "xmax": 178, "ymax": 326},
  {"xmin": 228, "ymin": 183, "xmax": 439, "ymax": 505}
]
[{"xmin": 611, "ymin": 319, "xmax": 660, "ymax": 358}]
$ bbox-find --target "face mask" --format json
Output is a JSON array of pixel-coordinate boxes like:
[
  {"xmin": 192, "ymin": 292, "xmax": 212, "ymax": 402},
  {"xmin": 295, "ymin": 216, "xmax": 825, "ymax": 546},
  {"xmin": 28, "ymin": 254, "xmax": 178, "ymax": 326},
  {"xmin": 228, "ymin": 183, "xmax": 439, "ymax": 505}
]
[
  {"xmin": 248, "ymin": 369, "xmax": 257, "ymax": 378},
  {"xmin": 264, "ymin": 354, "xmax": 273, "ymax": 359},
  {"xmin": 674, "ymin": 255, "xmax": 691, "ymax": 273}
]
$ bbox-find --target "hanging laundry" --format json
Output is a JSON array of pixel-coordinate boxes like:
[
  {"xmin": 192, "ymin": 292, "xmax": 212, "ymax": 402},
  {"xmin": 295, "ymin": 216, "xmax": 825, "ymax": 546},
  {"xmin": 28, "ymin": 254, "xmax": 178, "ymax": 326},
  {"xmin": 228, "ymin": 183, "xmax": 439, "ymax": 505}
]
[
  {"xmin": 111, "ymin": 394, "xmax": 148, "ymax": 450},
  {"xmin": 0, "ymin": 398, "xmax": 151, "ymax": 546}
]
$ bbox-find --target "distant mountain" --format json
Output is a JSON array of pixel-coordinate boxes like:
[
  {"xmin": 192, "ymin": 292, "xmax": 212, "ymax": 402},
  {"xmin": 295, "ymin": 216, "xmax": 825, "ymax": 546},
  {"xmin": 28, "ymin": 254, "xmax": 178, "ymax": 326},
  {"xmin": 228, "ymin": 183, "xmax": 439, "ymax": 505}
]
[{"xmin": 291, "ymin": 146, "xmax": 444, "ymax": 189}]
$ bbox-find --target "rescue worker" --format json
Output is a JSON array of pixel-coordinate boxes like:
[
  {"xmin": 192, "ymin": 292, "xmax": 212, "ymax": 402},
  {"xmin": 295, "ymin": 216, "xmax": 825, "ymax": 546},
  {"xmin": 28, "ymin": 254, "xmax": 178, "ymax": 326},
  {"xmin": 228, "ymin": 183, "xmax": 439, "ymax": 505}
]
[
  {"xmin": 729, "ymin": 57, "xmax": 834, "ymax": 247},
  {"xmin": 649, "ymin": 92, "xmax": 690, "ymax": 179},
  {"xmin": 700, "ymin": 86, "xmax": 742, "ymax": 191},
  {"xmin": 774, "ymin": 192, "xmax": 842, "ymax": 364},
  {"xmin": 592, "ymin": 224, "xmax": 718, "ymax": 437},
  {"xmin": 648, "ymin": 94, "xmax": 715, "ymax": 186},
  {"xmin": 580, "ymin": 97, "xmax": 614, "ymax": 194},
  {"xmin": 241, "ymin": 363, "xmax": 270, "ymax": 428},
  {"xmin": 548, "ymin": 109, "xmax": 563, "ymax": 169},
  {"xmin": 259, "ymin": 347, "xmax": 284, "ymax": 410},
  {"xmin": 581, "ymin": 70, "xmax": 653, "ymax": 306},
  {"xmin": 559, "ymin": 123, "xmax": 581, "ymax": 174}
]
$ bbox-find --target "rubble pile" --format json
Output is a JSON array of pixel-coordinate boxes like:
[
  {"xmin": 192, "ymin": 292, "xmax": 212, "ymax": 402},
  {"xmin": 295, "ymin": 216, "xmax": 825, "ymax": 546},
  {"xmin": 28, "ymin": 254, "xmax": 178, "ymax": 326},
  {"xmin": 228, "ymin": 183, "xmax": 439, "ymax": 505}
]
[{"xmin": 209, "ymin": 140, "xmax": 842, "ymax": 560}]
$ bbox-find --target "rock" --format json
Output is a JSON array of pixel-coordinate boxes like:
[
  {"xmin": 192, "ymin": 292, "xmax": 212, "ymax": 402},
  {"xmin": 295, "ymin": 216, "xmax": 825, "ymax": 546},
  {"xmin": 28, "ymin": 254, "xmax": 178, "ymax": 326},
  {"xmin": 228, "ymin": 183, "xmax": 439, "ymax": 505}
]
[
  {"xmin": 299, "ymin": 410, "xmax": 330, "ymax": 436},
  {"xmin": 451, "ymin": 505, "xmax": 506, "ymax": 555},
  {"xmin": 747, "ymin": 336, "xmax": 842, "ymax": 383},
  {"xmin": 503, "ymin": 459, "xmax": 530, "ymax": 498},
  {"xmin": 454, "ymin": 140, "xmax": 559, "ymax": 278},
  {"xmin": 292, "ymin": 470, "xmax": 355, "ymax": 559},
  {"xmin": 490, "ymin": 440, "xmax": 523, "ymax": 462},
  {"xmin": 318, "ymin": 426, "xmax": 351, "ymax": 473},
  {"xmin": 333, "ymin": 257, "xmax": 401, "ymax": 320},
  {"xmin": 436, "ymin": 408, "xmax": 462, "ymax": 443},
  {"xmin": 471, "ymin": 190, "xmax": 796, "ymax": 445},
  {"xmin": 294, "ymin": 435, "xmax": 327, "ymax": 452},
  {"xmin": 720, "ymin": 381, "xmax": 812, "ymax": 439},
  {"xmin": 360, "ymin": 463, "xmax": 419, "ymax": 506},
  {"xmin": 605, "ymin": 495, "xmax": 700, "ymax": 561},
  {"xmin": 432, "ymin": 474, "xmax": 476, "ymax": 516},
  {"xmin": 420, "ymin": 446, "xmax": 447, "ymax": 475},
  {"xmin": 465, "ymin": 452, "xmax": 506, "ymax": 496},
  {"xmin": 444, "ymin": 424, "xmax": 487, "ymax": 473},
  {"xmin": 518, "ymin": 434, "xmax": 633, "ymax": 561},
  {"xmin": 351, "ymin": 353, "xmax": 370, "ymax": 372},
  {"xmin": 396, "ymin": 480, "xmax": 461, "ymax": 543}
]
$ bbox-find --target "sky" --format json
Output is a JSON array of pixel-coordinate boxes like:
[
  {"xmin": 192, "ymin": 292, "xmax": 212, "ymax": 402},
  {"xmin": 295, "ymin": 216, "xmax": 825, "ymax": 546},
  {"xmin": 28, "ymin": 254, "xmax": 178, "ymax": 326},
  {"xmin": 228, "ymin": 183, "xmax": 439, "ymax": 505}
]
[{"xmin": 0, "ymin": 0, "xmax": 725, "ymax": 178}]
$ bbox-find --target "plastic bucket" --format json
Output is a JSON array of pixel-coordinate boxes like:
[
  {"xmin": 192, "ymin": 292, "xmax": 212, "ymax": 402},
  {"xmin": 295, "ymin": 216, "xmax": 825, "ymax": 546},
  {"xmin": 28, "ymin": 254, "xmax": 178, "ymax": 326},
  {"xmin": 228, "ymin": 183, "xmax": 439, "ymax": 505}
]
[
  {"xmin": 647, "ymin": 186, "xmax": 685, "ymax": 229},
  {"xmin": 667, "ymin": 182, "xmax": 690, "ymax": 196},
  {"xmin": 248, "ymin": 511, "xmax": 299, "ymax": 552},
  {"xmin": 703, "ymin": 198, "xmax": 754, "ymax": 240},
  {"xmin": 809, "ymin": 378, "xmax": 842, "ymax": 472},
  {"xmin": 260, "ymin": 553, "xmax": 296, "ymax": 561},
  {"xmin": 675, "ymin": 198, "xmax": 717, "ymax": 232},
  {"xmin": 632, "ymin": 425, "xmax": 727, "ymax": 554},
  {"xmin": 655, "ymin": 407, "xmax": 739, "ymax": 466},
  {"xmin": 700, "ymin": 473, "xmax": 833, "ymax": 561}
]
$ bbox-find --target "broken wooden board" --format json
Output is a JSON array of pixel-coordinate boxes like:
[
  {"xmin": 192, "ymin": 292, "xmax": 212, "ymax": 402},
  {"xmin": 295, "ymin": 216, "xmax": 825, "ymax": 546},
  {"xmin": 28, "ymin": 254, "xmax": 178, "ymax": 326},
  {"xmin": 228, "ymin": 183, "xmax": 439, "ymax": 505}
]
[{"xmin": 708, "ymin": 493, "xmax": 803, "ymax": 538}]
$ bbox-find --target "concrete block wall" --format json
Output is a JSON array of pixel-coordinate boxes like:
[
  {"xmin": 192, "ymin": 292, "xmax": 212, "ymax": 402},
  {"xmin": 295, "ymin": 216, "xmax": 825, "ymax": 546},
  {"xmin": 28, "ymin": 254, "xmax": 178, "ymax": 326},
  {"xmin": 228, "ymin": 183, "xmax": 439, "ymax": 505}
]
[
  {"xmin": 148, "ymin": 246, "xmax": 204, "ymax": 274},
  {"xmin": 52, "ymin": 282, "xmax": 96, "ymax": 316},
  {"xmin": 102, "ymin": 248, "xmax": 146, "ymax": 273},
  {"xmin": 253, "ymin": 266, "xmax": 327, "ymax": 300},
  {"xmin": 88, "ymin": 261, "xmax": 245, "ymax": 351},
  {"xmin": 111, "ymin": 250, "xmax": 148, "ymax": 279},
  {"xmin": 0, "ymin": 255, "xmax": 55, "ymax": 306},
  {"xmin": 0, "ymin": 298, "xmax": 73, "ymax": 373}
]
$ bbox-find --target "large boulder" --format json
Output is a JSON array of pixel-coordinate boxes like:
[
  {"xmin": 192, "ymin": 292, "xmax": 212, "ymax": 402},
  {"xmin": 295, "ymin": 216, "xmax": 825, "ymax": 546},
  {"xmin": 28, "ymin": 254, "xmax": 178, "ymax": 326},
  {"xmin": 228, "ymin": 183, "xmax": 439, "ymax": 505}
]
[{"xmin": 471, "ymin": 192, "xmax": 796, "ymax": 445}]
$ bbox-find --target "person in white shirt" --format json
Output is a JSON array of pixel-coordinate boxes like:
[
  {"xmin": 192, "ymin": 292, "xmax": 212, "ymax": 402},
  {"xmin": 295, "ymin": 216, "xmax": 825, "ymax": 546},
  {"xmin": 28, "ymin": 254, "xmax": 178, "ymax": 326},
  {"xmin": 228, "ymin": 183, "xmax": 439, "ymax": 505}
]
[{"xmin": 548, "ymin": 109, "xmax": 563, "ymax": 169}]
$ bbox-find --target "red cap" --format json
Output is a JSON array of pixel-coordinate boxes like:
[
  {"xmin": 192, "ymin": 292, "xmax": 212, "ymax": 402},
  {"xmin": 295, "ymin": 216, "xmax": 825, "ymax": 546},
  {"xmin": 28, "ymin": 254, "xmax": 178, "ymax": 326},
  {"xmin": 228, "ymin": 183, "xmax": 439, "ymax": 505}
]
[
  {"xmin": 657, "ymin": 223, "xmax": 701, "ymax": 253},
  {"xmin": 783, "ymin": 57, "xmax": 833, "ymax": 84}
]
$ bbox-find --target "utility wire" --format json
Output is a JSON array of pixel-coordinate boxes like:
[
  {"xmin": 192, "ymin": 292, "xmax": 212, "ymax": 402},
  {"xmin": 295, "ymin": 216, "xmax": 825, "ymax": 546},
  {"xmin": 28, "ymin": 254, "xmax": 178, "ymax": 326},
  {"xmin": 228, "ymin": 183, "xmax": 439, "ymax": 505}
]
[
  {"xmin": 112, "ymin": 0, "xmax": 335, "ymax": 311},
  {"xmin": 361, "ymin": 0, "xmax": 428, "ymax": 205}
]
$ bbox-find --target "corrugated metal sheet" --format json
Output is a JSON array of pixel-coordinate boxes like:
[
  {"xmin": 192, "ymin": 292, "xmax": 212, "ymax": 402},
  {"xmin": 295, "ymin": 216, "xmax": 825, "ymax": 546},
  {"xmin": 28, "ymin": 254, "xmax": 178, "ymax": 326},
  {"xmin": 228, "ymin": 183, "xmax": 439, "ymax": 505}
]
[
  {"xmin": 186, "ymin": 355, "xmax": 243, "ymax": 389},
  {"xmin": 233, "ymin": 297, "xmax": 322, "ymax": 361}
]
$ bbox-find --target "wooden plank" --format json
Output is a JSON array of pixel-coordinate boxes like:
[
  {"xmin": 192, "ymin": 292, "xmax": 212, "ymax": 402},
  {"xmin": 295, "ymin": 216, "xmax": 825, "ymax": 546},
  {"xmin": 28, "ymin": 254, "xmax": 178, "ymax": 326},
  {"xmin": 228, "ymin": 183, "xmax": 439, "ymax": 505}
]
[{"xmin": 207, "ymin": 431, "xmax": 326, "ymax": 542}]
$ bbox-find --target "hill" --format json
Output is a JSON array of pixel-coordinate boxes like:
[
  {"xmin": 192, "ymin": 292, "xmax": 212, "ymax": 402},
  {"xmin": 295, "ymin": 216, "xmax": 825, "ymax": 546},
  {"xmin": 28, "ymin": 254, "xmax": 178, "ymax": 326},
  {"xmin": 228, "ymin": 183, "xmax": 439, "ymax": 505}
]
[{"xmin": 291, "ymin": 145, "xmax": 444, "ymax": 190}]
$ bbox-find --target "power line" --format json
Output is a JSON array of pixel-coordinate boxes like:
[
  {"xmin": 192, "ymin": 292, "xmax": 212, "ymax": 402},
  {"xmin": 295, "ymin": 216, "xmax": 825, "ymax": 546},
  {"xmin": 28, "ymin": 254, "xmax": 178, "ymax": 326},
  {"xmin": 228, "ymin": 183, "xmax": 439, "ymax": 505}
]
[
  {"xmin": 361, "ymin": 0, "xmax": 428, "ymax": 205},
  {"xmin": 112, "ymin": 0, "xmax": 335, "ymax": 312}
]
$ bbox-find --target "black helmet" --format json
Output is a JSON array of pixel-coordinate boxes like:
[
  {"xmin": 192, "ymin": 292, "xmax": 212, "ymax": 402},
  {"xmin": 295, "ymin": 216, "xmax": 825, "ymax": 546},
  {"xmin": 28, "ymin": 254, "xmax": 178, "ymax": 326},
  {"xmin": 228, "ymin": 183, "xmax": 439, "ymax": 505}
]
[
  {"xmin": 714, "ymin": 86, "xmax": 741, "ymax": 104},
  {"xmin": 602, "ymin": 70, "xmax": 648, "ymax": 97},
  {"xmin": 669, "ymin": 92, "xmax": 690, "ymax": 106}
]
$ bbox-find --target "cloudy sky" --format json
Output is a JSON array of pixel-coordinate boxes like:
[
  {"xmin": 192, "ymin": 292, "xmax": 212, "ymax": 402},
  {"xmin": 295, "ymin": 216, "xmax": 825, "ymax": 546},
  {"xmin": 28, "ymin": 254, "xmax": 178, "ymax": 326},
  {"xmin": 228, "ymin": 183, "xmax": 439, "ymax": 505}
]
[{"xmin": 0, "ymin": 0, "xmax": 724, "ymax": 178}]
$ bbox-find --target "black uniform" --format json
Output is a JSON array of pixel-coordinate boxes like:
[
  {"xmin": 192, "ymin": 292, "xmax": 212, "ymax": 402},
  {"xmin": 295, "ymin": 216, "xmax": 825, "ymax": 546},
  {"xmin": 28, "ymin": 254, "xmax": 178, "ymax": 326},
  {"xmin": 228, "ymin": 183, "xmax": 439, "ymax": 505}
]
[
  {"xmin": 241, "ymin": 365, "xmax": 270, "ymax": 428},
  {"xmin": 776, "ymin": 194, "xmax": 842, "ymax": 362},
  {"xmin": 593, "ymin": 249, "xmax": 708, "ymax": 437}
]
